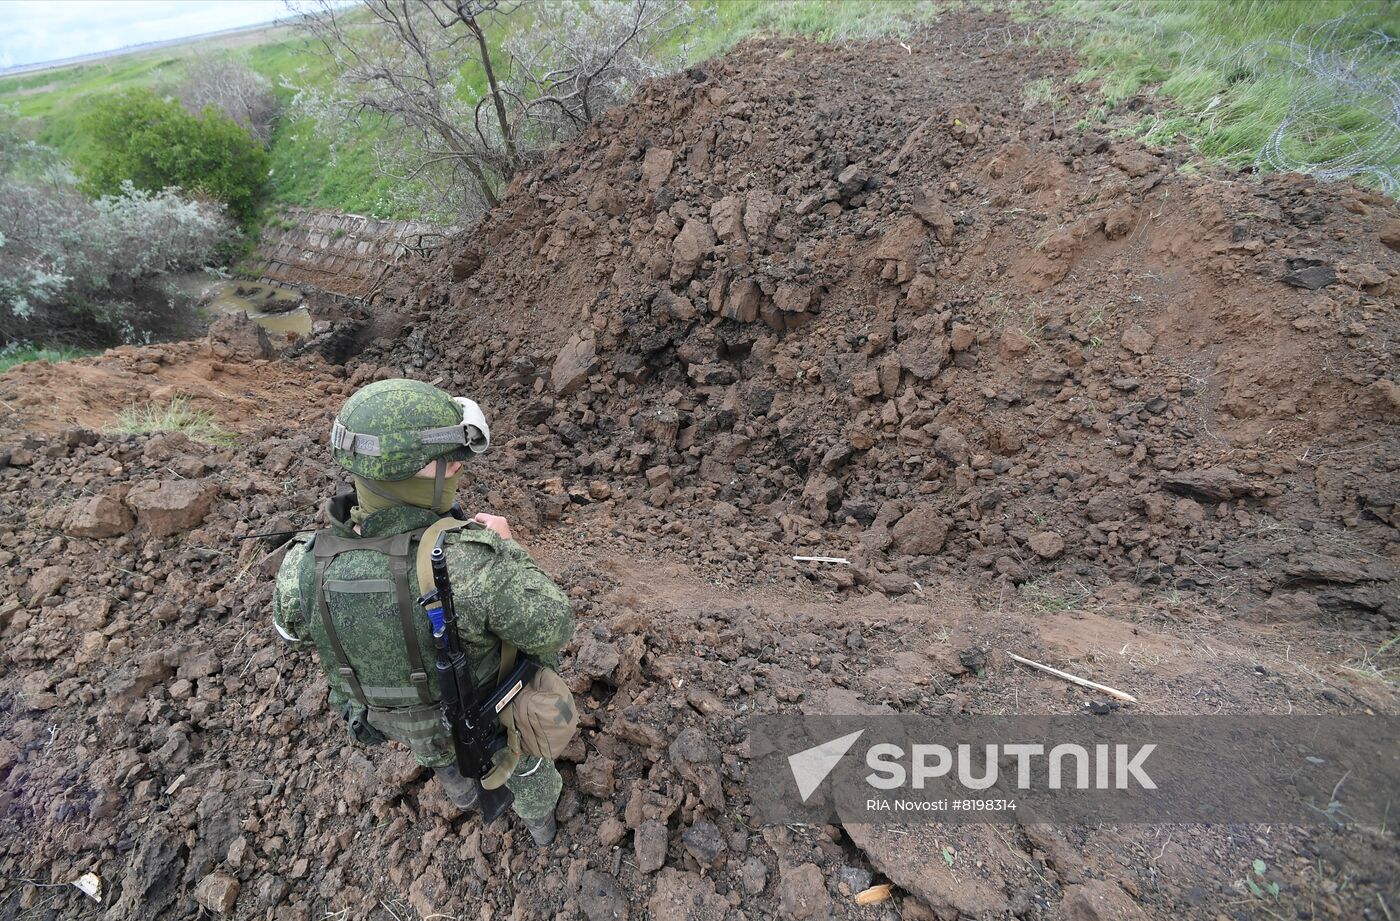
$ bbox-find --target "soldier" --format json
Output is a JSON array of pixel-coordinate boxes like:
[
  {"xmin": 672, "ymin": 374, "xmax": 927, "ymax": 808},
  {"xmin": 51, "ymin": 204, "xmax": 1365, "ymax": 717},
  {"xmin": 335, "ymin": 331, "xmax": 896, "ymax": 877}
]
[{"xmin": 272, "ymin": 379, "xmax": 576, "ymax": 845}]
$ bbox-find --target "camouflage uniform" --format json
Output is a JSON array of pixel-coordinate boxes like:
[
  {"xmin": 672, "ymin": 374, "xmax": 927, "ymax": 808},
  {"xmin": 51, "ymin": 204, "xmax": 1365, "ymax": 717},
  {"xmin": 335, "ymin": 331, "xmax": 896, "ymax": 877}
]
[{"xmin": 271, "ymin": 380, "xmax": 575, "ymax": 825}]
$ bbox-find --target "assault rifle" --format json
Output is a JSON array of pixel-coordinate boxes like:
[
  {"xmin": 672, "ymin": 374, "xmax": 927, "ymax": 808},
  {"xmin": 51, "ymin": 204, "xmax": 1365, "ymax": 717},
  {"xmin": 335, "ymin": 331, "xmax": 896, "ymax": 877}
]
[{"xmin": 418, "ymin": 533, "xmax": 538, "ymax": 823}]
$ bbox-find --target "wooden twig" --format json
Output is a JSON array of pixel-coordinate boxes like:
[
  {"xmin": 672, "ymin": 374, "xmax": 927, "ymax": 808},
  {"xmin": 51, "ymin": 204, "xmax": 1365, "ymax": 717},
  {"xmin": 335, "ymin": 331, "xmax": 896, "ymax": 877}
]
[
  {"xmin": 1005, "ymin": 651, "xmax": 1139, "ymax": 703},
  {"xmin": 792, "ymin": 555, "xmax": 850, "ymax": 565}
]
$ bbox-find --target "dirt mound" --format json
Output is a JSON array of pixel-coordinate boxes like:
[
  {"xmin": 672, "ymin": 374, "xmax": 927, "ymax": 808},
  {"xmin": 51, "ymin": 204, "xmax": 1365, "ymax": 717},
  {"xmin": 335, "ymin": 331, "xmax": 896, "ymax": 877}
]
[
  {"xmin": 3, "ymin": 9, "xmax": 1399, "ymax": 921},
  {"xmin": 372, "ymin": 27, "xmax": 1399, "ymax": 629}
]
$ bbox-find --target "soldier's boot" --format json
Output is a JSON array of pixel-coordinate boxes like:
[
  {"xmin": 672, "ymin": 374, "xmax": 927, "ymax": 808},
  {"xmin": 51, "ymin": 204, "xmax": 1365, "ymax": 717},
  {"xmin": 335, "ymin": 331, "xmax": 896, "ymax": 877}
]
[
  {"xmin": 524, "ymin": 814, "xmax": 556, "ymax": 847},
  {"xmin": 436, "ymin": 765, "xmax": 480, "ymax": 812}
]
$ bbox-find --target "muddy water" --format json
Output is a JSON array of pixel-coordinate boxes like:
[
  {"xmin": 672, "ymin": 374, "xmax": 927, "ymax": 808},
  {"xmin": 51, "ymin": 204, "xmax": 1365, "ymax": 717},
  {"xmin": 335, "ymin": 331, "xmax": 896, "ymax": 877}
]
[{"xmin": 173, "ymin": 274, "xmax": 313, "ymax": 336}]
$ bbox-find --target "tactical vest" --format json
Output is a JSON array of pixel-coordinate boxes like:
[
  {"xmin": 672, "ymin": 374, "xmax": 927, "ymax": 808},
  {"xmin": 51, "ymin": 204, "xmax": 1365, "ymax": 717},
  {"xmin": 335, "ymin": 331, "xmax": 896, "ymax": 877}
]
[
  {"xmin": 307, "ymin": 516, "xmax": 578, "ymax": 775},
  {"xmin": 307, "ymin": 517, "xmax": 517, "ymax": 764},
  {"xmin": 311, "ymin": 526, "xmax": 438, "ymax": 709}
]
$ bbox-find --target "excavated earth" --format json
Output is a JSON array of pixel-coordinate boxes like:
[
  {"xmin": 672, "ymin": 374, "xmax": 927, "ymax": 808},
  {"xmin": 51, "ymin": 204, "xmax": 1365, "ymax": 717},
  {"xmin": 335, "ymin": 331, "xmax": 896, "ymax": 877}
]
[{"xmin": 3, "ymin": 10, "xmax": 1399, "ymax": 921}]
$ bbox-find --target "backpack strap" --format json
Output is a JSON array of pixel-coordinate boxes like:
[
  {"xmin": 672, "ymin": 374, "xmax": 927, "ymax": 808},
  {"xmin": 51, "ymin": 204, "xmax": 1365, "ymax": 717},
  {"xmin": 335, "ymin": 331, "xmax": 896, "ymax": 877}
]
[
  {"xmin": 386, "ymin": 531, "xmax": 433, "ymax": 706},
  {"xmin": 312, "ymin": 530, "xmax": 369, "ymax": 707},
  {"xmin": 412, "ymin": 517, "xmax": 518, "ymax": 677}
]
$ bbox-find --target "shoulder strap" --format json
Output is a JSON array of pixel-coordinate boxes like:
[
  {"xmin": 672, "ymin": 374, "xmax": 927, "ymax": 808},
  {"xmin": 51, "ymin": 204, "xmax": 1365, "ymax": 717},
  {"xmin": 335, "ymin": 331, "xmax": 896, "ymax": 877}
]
[
  {"xmin": 312, "ymin": 529, "xmax": 369, "ymax": 707},
  {"xmin": 387, "ymin": 531, "xmax": 434, "ymax": 705}
]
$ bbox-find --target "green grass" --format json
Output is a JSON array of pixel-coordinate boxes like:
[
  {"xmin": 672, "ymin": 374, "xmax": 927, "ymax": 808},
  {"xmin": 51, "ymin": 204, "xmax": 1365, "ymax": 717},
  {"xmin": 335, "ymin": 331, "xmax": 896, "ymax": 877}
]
[
  {"xmin": 684, "ymin": 0, "xmax": 945, "ymax": 59},
  {"xmin": 5, "ymin": 0, "xmax": 1396, "ymax": 213},
  {"xmin": 0, "ymin": 344, "xmax": 100, "ymax": 373},
  {"xmin": 1050, "ymin": 0, "xmax": 1400, "ymax": 191},
  {"xmin": 110, "ymin": 396, "xmax": 237, "ymax": 445}
]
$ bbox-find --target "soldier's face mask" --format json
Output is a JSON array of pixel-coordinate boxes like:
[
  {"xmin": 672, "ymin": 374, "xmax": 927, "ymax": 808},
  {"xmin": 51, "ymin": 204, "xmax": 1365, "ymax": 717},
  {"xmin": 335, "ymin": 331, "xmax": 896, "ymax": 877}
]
[{"xmin": 353, "ymin": 459, "xmax": 462, "ymax": 516}]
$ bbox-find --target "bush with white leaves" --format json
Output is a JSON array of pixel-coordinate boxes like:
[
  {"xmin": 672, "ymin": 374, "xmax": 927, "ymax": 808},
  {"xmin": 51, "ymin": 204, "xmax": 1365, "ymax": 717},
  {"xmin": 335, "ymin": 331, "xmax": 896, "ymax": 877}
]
[{"xmin": 1, "ymin": 124, "xmax": 238, "ymax": 346}]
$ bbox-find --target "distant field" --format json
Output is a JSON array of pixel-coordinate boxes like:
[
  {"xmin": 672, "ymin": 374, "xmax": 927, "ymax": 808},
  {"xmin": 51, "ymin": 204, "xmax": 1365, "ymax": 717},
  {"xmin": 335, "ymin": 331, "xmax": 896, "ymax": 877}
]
[{"xmin": 0, "ymin": 20, "xmax": 404, "ymax": 217}]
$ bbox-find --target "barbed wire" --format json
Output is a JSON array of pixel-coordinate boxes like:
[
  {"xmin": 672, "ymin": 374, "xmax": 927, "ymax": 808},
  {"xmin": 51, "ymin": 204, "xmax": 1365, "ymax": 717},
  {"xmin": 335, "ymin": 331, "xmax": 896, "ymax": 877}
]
[{"xmin": 1249, "ymin": 16, "xmax": 1400, "ymax": 195}]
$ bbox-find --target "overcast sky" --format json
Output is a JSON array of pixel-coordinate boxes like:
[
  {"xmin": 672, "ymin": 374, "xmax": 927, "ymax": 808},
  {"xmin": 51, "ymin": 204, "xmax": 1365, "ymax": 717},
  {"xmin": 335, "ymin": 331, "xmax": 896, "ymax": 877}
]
[{"xmin": 0, "ymin": 1, "xmax": 289, "ymax": 70}]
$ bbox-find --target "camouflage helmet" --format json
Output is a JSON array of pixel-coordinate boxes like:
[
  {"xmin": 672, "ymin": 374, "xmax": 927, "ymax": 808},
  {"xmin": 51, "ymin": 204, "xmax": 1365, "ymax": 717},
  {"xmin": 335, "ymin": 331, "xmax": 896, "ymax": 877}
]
[{"xmin": 330, "ymin": 378, "xmax": 490, "ymax": 480}]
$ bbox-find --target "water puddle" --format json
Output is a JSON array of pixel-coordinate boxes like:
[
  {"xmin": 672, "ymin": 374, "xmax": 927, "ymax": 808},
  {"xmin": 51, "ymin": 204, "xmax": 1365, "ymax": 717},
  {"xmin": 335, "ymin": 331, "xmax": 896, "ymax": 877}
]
[{"xmin": 172, "ymin": 274, "xmax": 313, "ymax": 337}]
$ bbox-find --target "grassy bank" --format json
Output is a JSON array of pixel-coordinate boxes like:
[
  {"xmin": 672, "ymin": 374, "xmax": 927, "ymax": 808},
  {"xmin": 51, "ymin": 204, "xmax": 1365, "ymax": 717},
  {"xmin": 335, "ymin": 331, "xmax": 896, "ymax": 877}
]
[
  {"xmin": 5, "ymin": 0, "xmax": 1396, "ymax": 222},
  {"xmin": 1050, "ymin": 0, "xmax": 1400, "ymax": 193},
  {"xmin": 0, "ymin": 344, "xmax": 100, "ymax": 374}
]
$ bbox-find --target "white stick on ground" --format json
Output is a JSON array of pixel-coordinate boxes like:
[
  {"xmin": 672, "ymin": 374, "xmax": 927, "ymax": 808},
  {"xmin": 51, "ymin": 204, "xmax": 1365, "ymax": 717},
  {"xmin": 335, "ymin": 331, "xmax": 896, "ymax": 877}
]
[
  {"xmin": 1006, "ymin": 651, "xmax": 1139, "ymax": 703},
  {"xmin": 792, "ymin": 556, "xmax": 850, "ymax": 564}
]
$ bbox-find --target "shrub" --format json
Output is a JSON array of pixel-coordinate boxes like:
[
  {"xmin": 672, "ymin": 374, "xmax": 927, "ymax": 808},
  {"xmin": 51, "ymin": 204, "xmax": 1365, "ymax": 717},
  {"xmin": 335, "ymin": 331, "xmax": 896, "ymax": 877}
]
[
  {"xmin": 81, "ymin": 88, "xmax": 270, "ymax": 226},
  {"xmin": 0, "ymin": 165, "xmax": 238, "ymax": 345}
]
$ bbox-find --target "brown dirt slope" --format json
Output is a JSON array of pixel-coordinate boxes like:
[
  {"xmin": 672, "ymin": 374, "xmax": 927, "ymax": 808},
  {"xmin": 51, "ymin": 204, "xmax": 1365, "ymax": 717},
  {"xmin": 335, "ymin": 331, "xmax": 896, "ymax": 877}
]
[
  {"xmin": 2, "ymin": 8, "xmax": 1399, "ymax": 921},
  {"xmin": 379, "ymin": 19, "xmax": 1400, "ymax": 629}
]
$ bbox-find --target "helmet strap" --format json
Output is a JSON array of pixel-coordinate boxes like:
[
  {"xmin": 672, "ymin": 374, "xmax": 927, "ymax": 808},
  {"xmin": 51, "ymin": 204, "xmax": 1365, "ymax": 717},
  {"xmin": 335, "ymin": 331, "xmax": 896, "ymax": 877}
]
[{"xmin": 432, "ymin": 458, "xmax": 446, "ymax": 512}]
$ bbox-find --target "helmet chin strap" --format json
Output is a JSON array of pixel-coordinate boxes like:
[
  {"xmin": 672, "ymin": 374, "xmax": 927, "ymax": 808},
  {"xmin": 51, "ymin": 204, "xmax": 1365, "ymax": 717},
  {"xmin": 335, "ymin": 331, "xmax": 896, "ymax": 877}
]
[{"xmin": 432, "ymin": 457, "xmax": 446, "ymax": 512}]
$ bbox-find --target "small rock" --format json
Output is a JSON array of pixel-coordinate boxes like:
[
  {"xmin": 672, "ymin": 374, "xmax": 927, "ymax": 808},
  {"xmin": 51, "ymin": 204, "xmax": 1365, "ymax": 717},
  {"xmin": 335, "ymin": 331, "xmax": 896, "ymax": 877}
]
[
  {"xmin": 194, "ymin": 872, "xmax": 239, "ymax": 914},
  {"xmin": 1028, "ymin": 531, "xmax": 1065, "ymax": 560},
  {"xmin": 1160, "ymin": 467, "xmax": 1255, "ymax": 502},
  {"xmin": 1120, "ymin": 324, "xmax": 1155, "ymax": 355},
  {"xmin": 1282, "ymin": 264, "xmax": 1336, "ymax": 290},
  {"xmin": 838, "ymin": 866, "xmax": 873, "ymax": 894},
  {"xmin": 911, "ymin": 189, "xmax": 955, "ymax": 245},
  {"xmin": 1000, "ymin": 326, "xmax": 1032, "ymax": 359},
  {"xmin": 710, "ymin": 195, "xmax": 746, "ymax": 243},
  {"xmin": 851, "ymin": 370, "xmax": 882, "ymax": 398},
  {"xmin": 1061, "ymin": 880, "xmax": 1146, "ymax": 921},
  {"xmin": 635, "ymin": 820, "xmax": 668, "ymax": 874},
  {"xmin": 576, "ymin": 754, "xmax": 617, "ymax": 798},
  {"xmin": 641, "ymin": 147, "xmax": 675, "ymax": 190},
  {"xmin": 63, "ymin": 495, "xmax": 135, "ymax": 538},
  {"xmin": 551, "ymin": 332, "xmax": 598, "ymax": 395},
  {"xmin": 598, "ymin": 817, "xmax": 627, "ymax": 847},
  {"xmin": 957, "ymin": 646, "xmax": 989, "ymax": 675},
  {"xmin": 1103, "ymin": 206, "xmax": 1136, "ymax": 240},
  {"xmin": 669, "ymin": 728, "xmax": 724, "ymax": 809},
  {"xmin": 126, "ymin": 479, "xmax": 218, "ymax": 537},
  {"xmin": 1379, "ymin": 219, "xmax": 1400, "ymax": 252},
  {"xmin": 779, "ymin": 862, "xmax": 830, "ymax": 920},
  {"xmin": 574, "ymin": 639, "xmax": 621, "ymax": 682},
  {"xmin": 681, "ymin": 820, "xmax": 726, "ymax": 868},
  {"xmin": 670, "ymin": 220, "xmax": 715, "ymax": 283},
  {"xmin": 579, "ymin": 869, "xmax": 629, "ymax": 921},
  {"xmin": 208, "ymin": 313, "xmax": 272, "ymax": 360},
  {"xmin": 257, "ymin": 876, "xmax": 290, "ymax": 908},
  {"xmin": 741, "ymin": 856, "xmax": 768, "ymax": 895},
  {"xmin": 27, "ymin": 565, "xmax": 71, "ymax": 601},
  {"xmin": 890, "ymin": 506, "xmax": 949, "ymax": 556}
]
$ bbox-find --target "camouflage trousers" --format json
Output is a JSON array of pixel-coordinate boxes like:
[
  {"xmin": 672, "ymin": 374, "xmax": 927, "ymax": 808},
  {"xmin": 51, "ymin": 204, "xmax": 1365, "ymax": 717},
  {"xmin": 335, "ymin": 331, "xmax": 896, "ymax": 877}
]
[{"xmin": 436, "ymin": 756, "xmax": 562, "ymax": 822}]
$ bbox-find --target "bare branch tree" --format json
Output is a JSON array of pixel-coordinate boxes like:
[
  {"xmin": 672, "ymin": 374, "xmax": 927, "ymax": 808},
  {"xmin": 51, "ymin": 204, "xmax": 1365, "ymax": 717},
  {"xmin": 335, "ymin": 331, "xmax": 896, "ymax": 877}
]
[
  {"xmin": 503, "ymin": 0, "xmax": 699, "ymax": 140},
  {"xmin": 286, "ymin": 0, "xmax": 701, "ymax": 222},
  {"xmin": 290, "ymin": 0, "xmax": 507, "ymax": 210},
  {"xmin": 170, "ymin": 56, "xmax": 280, "ymax": 144}
]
